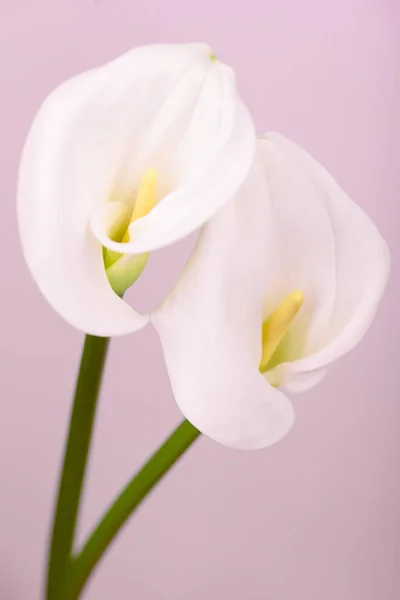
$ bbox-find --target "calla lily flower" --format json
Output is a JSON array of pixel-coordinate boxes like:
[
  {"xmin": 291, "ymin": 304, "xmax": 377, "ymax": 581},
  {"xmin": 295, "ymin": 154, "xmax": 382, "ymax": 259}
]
[
  {"xmin": 18, "ymin": 43, "xmax": 255, "ymax": 335},
  {"xmin": 153, "ymin": 133, "xmax": 390, "ymax": 450}
]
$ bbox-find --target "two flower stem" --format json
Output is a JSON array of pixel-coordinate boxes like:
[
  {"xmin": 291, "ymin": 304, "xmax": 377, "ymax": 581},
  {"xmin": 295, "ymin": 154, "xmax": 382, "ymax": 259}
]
[
  {"xmin": 46, "ymin": 335, "xmax": 109, "ymax": 600},
  {"xmin": 46, "ymin": 335, "xmax": 200, "ymax": 600}
]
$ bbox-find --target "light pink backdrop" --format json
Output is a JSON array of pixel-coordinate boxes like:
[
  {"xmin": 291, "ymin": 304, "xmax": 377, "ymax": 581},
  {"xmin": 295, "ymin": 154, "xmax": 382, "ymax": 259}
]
[{"xmin": 0, "ymin": 1, "xmax": 398, "ymax": 599}]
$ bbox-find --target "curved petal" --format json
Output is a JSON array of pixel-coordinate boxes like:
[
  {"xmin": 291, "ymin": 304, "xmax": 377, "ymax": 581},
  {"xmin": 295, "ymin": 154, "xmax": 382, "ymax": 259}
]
[
  {"xmin": 266, "ymin": 132, "xmax": 390, "ymax": 384},
  {"xmin": 152, "ymin": 163, "xmax": 294, "ymax": 450},
  {"xmin": 92, "ymin": 67, "xmax": 255, "ymax": 254},
  {"xmin": 256, "ymin": 137, "xmax": 337, "ymax": 354},
  {"xmin": 18, "ymin": 43, "xmax": 253, "ymax": 334},
  {"xmin": 17, "ymin": 70, "xmax": 150, "ymax": 336},
  {"xmin": 266, "ymin": 365, "xmax": 327, "ymax": 393}
]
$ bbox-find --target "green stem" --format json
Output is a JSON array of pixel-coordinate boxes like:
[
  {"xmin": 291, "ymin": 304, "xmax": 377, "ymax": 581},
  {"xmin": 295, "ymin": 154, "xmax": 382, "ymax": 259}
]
[
  {"xmin": 46, "ymin": 335, "xmax": 110, "ymax": 600},
  {"xmin": 64, "ymin": 419, "xmax": 200, "ymax": 600}
]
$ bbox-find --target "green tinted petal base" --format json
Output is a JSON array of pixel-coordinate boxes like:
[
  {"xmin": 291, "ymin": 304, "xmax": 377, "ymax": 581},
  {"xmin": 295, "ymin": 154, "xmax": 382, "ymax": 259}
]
[{"xmin": 106, "ymin": 252, "xmax": 150, "ymax": 297}]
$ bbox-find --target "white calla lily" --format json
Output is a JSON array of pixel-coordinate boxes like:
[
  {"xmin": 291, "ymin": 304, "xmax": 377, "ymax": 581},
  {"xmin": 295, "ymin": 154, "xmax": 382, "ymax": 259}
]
[
  {"xmin": 152, "ymin": 133, "xmax": 390, "ymax": 450},
  {"xmin": 18, "ymin": 43, "xmax": 255, "ymax": 336}
]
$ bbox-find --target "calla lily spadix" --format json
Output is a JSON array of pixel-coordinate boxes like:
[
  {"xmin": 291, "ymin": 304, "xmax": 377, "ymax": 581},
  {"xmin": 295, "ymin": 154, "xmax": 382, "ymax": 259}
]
[
  {"xmin": 18, "ymin": 43, "xmax": 255, "ymax": 336},
  {"xmin": 153, "ymin": 133, "xmax": 390, "ymax": 450}
]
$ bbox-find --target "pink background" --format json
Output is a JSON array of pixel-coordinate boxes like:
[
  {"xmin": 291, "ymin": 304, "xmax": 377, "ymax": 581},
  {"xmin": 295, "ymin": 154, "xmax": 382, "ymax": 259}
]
[{"xmin": 0, "ymin": 1, "xmax": 398, "ymax": 599}]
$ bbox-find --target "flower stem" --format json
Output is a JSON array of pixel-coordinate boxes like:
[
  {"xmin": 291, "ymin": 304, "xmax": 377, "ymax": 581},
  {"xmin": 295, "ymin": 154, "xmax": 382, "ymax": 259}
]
[
  {"xmin": 64, "ymin": 419, "xmax": 200, "ymax": 600},
  {"xmin": 45, "ymin": 335, "xmax": 110, "ymax": 600}
]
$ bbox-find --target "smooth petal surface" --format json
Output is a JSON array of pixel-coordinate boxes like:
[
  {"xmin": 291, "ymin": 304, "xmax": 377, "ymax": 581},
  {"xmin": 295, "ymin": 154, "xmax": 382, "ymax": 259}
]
[
  {"xmin": 153, "ymin": 162, "xmax": 294, "ymax": 450},
  {"xmin": 154, "ymin": 133, "xmax": 389, "ymax": 446},
  {"xmin": 18, "ymin": 43, "xmax": 254, "ymax": 335},
  {"xmin": 18, "ymin": 71, "xmax": 149, "ymax": 335},
  {"xmin": 91, "ymin": 58, "xmax": 255, "ymax": 254},
  {"xmin": 256, "ymin": 136, "xmax": 337, "ymax": 355},
  {"xmin": 264, "ymin": 133, "xmax": 390, "ymax": 387}
]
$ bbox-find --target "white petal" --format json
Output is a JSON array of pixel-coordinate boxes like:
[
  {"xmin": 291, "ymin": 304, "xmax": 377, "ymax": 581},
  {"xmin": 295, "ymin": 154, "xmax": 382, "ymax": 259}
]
[
  {"xmin": 18, "ymin": 72, "xmax": 149, "ymax": 336},
  {"xmin": 266, "ymin": 132, "xmax": 390, "ymax": 382},
  {"xmin": 152, "ymin": 162, "xmax": 294, "ymax": 450},
  {"xmin": 18, "ymin": 43, "xmax": 253, "ymax": 334},
  {"xmin": 266, "ymin": 365, "xmax": 327, "ymax": 393},
  {"xmin": 93, "ymin": 66, "xmax": 255, "ymax": 254},
  {"xmin": 257, "ymin": 137, "xmax": 337, "ymax": 353}
]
